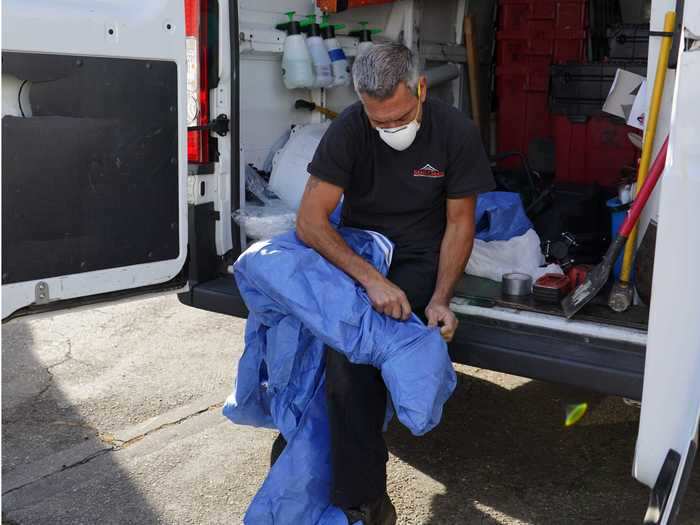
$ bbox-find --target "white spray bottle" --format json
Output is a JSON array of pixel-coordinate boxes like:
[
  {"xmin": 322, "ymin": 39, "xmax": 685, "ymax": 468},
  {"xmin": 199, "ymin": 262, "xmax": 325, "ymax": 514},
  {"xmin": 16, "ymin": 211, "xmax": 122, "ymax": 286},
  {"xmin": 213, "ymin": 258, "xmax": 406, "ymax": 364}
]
[
  {"xmin": 351, "ymin": 21, "xmax": 381, "ymax": 56},
  {"xmin": 278, "ymin": 11, "xmax": 314, "ymax": 90},
  {"xmin": 301, "ymin": 14, "xmax": 333, "ymax": 88},
  {"xmin": 320, "ymin": 14, "xmax": 350, "ymax": 87}
]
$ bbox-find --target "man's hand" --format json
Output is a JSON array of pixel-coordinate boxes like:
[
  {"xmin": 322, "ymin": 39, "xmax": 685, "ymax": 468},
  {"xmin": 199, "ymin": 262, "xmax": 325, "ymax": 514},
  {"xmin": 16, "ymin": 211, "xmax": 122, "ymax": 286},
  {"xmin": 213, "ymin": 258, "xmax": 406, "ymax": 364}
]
[
  {"xmin": 425, "ymin": 301, "xmax": 458, "ymax": 342},
  {"xmin": 365, "ymin": 275, "xmax": 412, "ymax": 320}
]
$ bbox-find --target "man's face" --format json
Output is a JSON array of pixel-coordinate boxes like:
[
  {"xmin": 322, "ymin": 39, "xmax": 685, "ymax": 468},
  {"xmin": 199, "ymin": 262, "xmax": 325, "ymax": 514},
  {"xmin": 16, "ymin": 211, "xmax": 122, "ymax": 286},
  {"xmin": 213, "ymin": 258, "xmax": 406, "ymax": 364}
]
[{"xmin": 361, "ymin": 76, "xmax": 427, "ymax": 130}]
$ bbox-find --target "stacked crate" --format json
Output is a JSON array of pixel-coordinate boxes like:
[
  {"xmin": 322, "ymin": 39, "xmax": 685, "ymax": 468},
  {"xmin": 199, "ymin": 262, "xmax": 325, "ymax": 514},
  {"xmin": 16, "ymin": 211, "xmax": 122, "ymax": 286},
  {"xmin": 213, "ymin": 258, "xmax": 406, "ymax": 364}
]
[
  {"xmin": 496, "ymin": 0, "xmax": 587, "ymax": 165},
  {"xmin": 548, "ymin": 56, "xmax": 647, "ymax": 187},
  {"xmin": 551, "ymin": 114, "xmax": 639, "ymax": 187}
]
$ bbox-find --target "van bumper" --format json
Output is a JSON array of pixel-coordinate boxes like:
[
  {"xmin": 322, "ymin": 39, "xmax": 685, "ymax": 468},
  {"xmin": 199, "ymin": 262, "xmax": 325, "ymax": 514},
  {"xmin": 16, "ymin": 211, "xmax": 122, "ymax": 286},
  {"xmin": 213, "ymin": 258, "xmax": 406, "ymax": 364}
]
[{"xmin": 179, "ymin": 277, "xmax": 645, "ymax": 400}]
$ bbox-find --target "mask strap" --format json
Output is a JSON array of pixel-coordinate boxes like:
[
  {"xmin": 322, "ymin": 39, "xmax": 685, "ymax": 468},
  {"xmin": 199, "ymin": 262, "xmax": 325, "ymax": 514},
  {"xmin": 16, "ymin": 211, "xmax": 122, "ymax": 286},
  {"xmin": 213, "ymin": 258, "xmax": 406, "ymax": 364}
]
[{"xmin": 414, "ymin": 82, "xmax": 422, "ymax": 120}]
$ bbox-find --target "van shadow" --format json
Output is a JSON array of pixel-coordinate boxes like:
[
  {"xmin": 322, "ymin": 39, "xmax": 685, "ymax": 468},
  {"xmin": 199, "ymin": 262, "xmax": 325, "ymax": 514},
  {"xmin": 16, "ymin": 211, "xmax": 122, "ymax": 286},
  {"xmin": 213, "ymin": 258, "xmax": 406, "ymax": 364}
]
[
  {"xmin": 2, "ymin": 319, "xmax": 159, "ymax": 524},
  {"xmin": 385, "ymin": 370, "xmax": 700, "ymax": 524}
]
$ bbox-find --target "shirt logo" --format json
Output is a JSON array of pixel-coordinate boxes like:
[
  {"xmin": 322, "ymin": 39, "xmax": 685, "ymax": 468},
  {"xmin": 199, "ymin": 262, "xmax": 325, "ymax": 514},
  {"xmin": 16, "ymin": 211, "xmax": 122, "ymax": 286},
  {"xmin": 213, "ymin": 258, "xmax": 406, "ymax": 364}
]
[{"xmin": 413, "ymin": 164, "xmax": 445, "ymax": 178}]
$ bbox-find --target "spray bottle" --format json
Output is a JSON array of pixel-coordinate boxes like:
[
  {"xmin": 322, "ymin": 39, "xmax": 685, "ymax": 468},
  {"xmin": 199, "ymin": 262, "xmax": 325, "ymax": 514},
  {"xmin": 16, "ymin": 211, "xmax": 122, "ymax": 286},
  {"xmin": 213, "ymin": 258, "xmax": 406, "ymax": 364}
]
[
  {"xmin": 350, "ymin": 21, "xmax": 381, "ymax": 56},
  {"xmin": 301, "ymin": 15, "xmax": 333, "ymax": 88},
  {"xmin": 320, "ymin": 14, "xmax": 350, "ymax": 87},
  {"xmin": 277, "ymin": 11, "xmax": 314, "ymax": 90}
]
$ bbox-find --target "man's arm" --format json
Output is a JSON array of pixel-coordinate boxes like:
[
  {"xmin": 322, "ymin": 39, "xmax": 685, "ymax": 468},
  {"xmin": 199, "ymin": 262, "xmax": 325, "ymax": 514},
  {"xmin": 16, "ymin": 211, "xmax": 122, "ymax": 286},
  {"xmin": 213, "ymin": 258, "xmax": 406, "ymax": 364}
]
[
  {"xmin": 296, "ymin": 175, "xmax": 412, "ymax": 320},
  {"xmin": 425, "ymin": 195, "xmax": 477, "ymax": 341}
]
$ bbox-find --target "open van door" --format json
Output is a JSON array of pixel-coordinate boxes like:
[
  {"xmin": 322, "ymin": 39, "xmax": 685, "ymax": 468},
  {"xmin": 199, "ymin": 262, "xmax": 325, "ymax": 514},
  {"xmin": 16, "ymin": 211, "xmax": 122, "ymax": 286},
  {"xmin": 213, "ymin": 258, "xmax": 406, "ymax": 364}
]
[
  {"xmin": 633, "ymin": 10, "xmax": 700, "ymax": 523},
  {"xmin": 2, "ymin": 0, "xmax": 189, "ymax": 321}
]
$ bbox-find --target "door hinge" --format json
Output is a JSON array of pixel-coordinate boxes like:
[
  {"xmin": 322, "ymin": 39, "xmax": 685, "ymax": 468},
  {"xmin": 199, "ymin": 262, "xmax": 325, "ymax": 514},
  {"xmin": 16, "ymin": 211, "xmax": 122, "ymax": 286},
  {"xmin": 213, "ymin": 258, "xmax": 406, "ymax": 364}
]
[
  {"xmin": 187, "ymin": 114, "xmax": 230, "ymax": 136},
  {"xmin": 35, "ymin": 281, "xmax": 50, "ymax": 304}
]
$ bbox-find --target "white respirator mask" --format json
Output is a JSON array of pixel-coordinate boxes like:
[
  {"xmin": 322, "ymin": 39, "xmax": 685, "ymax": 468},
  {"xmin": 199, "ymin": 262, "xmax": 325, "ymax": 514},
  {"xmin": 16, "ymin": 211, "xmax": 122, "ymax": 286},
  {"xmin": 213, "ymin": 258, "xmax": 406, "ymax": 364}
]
[{"xmin": 376, "ymin": 83, "xmax": 422, "ymax": 151}]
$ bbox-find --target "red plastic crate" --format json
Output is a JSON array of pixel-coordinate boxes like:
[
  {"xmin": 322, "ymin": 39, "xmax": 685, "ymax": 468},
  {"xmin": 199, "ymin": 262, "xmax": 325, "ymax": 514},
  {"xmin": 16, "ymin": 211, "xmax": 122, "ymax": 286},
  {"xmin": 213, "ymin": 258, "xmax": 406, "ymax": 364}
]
[
  {"xmin": 553, "ymin": 36, "xmax": 586, "ymax": 63},
  {"xmin": 499, "ymin": 1, "xmax": 530, "ymax": 33},
  {"xmin": 496, "ymin": 55, "xmax": 551, "ymax": 91},
  {"xmin": 498, "ymin": 31, "xmax": 586, "ymax": 65},
  {"xmin": 556, "ymin": 1, "xmax": 587, "ymax": 31},
  {"xmin": 496, "ymin": 37, "xmax": 530, "ymax": 67},
  {"xmin": 496, "ymin": 0, "xmax": 588, "ymax": 164},
  {"xmin": 553, "ymin": 115, "xmax": 638, "ymax": 187},
  {"xmin": 528, "ymin": 20, "xmax": 557, "ymax": 54},
  {"xmin": 500, "ymin": 0, "xmax": 586, "ymax": 25},
  {"xmin": 497, "ymin": 75, "xmax": 552, "ymax": 164},
  {"xmin": 529, "ymin": 0, "xmax": 556, "ymax": 20}
]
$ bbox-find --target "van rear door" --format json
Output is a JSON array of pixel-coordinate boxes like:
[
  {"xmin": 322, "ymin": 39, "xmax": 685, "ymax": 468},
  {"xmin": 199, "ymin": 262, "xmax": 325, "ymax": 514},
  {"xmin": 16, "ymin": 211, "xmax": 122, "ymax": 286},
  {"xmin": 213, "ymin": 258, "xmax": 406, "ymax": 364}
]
[
  {"xmin": 2, "ymin": 0, "xmax": 189, "ymax": 320},
  {"xmin": 632, "ymin": 9, "xmax": 700, "ymax": 522}
]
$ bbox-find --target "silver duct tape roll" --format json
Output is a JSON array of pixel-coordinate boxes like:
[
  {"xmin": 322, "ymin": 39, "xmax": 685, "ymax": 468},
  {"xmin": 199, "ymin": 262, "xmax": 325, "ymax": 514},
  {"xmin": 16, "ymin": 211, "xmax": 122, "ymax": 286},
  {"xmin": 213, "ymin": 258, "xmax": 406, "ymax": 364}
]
[{"xmin": 502, "ymin": 272, "xmax": 533, "ymax": 296}]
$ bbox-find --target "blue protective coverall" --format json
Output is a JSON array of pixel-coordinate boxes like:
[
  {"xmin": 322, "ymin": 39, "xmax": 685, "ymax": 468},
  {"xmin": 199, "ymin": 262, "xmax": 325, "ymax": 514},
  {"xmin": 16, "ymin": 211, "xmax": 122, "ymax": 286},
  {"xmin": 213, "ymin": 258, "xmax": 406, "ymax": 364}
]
[{"xmin": 224, "ymin": 227, "xmax": 456, "ymax": 524}]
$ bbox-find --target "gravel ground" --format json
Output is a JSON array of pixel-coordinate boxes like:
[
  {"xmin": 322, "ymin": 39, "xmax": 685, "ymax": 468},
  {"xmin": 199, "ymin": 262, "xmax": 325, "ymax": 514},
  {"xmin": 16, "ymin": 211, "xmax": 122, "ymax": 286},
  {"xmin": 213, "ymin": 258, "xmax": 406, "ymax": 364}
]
[{"xmin": 2, "ymin": 294, "xmax": 698, "ymax": 524}]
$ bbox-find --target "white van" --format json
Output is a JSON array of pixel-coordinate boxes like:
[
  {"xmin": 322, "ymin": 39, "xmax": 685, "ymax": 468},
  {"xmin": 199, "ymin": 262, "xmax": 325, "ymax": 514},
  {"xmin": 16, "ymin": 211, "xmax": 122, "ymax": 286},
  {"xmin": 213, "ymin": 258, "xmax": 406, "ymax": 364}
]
[{"xmin": 2, "ymin": 1, "xmax": 697, "ymax": 522}]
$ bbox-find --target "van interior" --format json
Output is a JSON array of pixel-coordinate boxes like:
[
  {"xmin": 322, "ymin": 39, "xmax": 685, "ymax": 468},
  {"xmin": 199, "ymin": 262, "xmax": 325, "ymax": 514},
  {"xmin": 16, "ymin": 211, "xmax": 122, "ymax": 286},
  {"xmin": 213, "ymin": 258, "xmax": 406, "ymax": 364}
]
[{"xmin": 226, "ymin": 0, "xmax": 654, "ymax": 342}]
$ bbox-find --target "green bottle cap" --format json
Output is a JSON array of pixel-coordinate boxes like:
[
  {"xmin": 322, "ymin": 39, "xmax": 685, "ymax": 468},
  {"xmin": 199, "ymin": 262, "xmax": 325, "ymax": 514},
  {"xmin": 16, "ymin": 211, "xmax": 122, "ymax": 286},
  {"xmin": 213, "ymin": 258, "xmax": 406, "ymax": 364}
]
[
  {"xmin": 300, "ymin": 14, "xmax": 322, "ymax": 36},
  {"xmin": 276, "ymin": 11, "xmax": 301, "ymax": 33},
  {"xmin": 349, "ymin": 22, "xmax": 380, "ymax": 41}
]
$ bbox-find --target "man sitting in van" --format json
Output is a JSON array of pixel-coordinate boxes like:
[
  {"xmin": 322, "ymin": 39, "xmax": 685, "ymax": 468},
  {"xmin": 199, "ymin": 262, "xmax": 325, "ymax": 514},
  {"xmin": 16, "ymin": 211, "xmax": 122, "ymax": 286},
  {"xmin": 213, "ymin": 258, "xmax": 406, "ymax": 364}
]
[{"xmin": 295, "ymin": 42, "xmax": 495, "ymax": 524}]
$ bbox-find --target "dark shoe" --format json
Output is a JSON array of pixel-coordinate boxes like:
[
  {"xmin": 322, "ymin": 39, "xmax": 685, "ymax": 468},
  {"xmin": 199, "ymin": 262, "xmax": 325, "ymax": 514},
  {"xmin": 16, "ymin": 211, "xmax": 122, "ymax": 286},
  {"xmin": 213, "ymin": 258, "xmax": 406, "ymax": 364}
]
[{"xmin": 342, "ymin": 493, "xmax": 397, "ymax": 525}]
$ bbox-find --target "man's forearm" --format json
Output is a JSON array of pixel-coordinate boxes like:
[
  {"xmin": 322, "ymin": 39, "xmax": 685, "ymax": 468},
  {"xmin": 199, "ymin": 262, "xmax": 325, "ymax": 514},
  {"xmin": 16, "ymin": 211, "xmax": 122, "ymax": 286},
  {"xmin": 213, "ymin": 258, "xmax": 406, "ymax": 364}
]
[
  {"xmin": 430, "ymin": 222, "xmax": 474, "ymax": 305},
  {"xmin": 296, "ymin": 175, "xmax": 411, "ymax": 319},
  {"xmin": 297, "ymin": 215, "xmax": 382, "ymax": 288}
]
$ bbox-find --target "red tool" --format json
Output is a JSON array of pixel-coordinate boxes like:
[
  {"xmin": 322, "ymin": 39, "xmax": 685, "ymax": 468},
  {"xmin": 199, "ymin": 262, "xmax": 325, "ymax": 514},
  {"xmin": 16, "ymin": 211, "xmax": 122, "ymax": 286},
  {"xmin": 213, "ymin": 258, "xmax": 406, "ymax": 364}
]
[
  {"xmin": 567, "ymin": 265, "xmax": 593, "ymax": 288},
  {"xmin": 533, "ymin": 274, "xmax": 572, "ymax": 304}
]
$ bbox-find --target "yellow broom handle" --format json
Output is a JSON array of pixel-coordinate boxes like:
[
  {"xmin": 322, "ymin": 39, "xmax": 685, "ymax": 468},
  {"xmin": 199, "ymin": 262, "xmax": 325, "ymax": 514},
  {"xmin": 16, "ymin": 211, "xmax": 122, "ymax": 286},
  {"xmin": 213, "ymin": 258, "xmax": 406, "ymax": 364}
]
[{"xmin": 619, "ymin": 11, "xmax": 676, "ymax": 283}]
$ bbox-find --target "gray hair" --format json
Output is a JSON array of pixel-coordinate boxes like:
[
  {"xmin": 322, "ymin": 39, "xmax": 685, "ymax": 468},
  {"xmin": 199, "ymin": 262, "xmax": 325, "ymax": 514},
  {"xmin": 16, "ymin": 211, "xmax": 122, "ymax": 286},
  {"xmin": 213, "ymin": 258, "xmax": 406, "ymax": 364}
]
[{"xmin": 352, "ymin": 43, "xmax": 419, "ymax": 100}]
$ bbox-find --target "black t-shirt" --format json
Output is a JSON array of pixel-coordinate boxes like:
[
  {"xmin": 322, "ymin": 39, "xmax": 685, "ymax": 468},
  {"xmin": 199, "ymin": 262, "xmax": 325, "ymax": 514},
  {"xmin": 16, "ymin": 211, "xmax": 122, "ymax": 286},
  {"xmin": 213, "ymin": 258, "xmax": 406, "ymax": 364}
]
[{"xmin": 307, "ymin": 98, "xmax": 495, "ymax": 253}]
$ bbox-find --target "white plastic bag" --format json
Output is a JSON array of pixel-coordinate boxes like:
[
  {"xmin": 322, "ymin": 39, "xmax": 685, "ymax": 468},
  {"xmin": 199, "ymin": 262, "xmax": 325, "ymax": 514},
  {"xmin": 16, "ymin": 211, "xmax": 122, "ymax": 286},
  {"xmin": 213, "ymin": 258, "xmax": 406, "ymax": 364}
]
[
  {"xmin": 237, "ymin": 162, "xmax": 298, "ymax": 241},
  {"xmin": 233, "ymin": 202, "xmax": 296, "ymax": 241},
  {"xmin": 269, "ymin": 122, "xmax": 330, "ymax": 210},
  {"xmin": 262, "ymin": 130, "xmax": 292, "ymax": 174},
  {"xmin": 465, "ymin": 229, "xmax": 562, "ymax": 282}
]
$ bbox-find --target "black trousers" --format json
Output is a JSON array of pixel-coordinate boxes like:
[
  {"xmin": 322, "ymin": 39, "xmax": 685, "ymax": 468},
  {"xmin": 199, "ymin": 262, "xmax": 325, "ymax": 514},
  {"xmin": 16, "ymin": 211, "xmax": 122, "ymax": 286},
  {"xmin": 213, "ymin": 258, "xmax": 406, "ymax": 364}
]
[{"xmin": 325, "ymin": 250, "xmax": 438, "ymax": 508}]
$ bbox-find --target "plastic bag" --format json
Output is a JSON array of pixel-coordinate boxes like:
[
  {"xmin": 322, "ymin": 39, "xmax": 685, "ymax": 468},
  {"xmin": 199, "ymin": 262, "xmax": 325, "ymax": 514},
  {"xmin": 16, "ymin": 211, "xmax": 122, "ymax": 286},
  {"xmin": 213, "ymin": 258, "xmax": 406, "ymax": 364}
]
[
  {"xmin": 233, "ymin": 202, "xmax": 296, "ymax": 240},
  {"xmin": 269, "ymin": 122, "xmax": 330, "ymax": 210},
  {"xmin": 466, "ymin": 228, "xmax": 562, "ymax": 282},
  {"xmin": 475, "ymin": 192, "xmax": 533, "ymax": 242},
  {"xmin": 245, "ymin": 165, "xmax": 277, "ymax": 203},
  {"xmin": 237, "ymin": 163, "xmax": 297, "ymax": 240},
  {"xmin": 263, "ymin": 129, "xmax": 292, "ymax": 174}
]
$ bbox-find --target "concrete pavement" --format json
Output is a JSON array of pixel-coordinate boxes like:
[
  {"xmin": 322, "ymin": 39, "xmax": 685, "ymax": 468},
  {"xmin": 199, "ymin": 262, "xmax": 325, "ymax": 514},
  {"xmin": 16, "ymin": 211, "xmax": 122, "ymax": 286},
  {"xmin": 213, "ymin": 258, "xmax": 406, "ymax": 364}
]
[{"xmin": 2, "ymin": 294, "xmax": 699, "ymax": 524}]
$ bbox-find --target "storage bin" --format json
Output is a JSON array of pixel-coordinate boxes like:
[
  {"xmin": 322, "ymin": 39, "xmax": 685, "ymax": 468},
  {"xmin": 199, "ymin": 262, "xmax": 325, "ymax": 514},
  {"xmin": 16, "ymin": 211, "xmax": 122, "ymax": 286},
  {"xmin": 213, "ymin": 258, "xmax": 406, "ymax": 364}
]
[
  {"xmin": 607, "ymin": 24, "xmax": 649, "ymax": 61},
  {"xmin": 497, "ymin": 76, "xmax": 552, "ymax": 160},
  {"xmin": 549, "ymin": 62, "xmax": 647, "ymax": 117},
  {"xmin": 553, "ymin": 114, "xmax": 638, "ymax": 188}
]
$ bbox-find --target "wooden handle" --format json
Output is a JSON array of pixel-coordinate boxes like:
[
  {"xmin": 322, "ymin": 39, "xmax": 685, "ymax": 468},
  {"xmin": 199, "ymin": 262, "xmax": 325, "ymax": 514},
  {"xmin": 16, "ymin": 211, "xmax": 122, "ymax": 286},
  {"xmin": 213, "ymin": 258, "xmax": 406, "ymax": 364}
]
[{"xmin": 463, "ymin": 16, "xmax": 482, "ymax": 133}]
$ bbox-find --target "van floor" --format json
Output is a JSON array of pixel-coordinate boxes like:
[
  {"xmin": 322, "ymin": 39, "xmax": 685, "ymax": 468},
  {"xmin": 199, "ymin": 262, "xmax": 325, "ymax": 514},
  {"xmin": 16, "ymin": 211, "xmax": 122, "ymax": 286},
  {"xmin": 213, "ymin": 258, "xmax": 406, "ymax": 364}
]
[{"xmin": 454, "ymin": 274, "xmax": 649, "ymax": 331}]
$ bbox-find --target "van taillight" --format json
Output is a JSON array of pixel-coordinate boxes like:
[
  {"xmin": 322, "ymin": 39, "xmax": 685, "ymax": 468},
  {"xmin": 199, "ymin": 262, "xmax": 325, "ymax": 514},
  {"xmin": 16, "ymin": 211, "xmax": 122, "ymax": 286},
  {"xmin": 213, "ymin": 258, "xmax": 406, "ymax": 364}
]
[{"xmin": 185, "ymin": 0, "xmax": 209, "ymax": 164}]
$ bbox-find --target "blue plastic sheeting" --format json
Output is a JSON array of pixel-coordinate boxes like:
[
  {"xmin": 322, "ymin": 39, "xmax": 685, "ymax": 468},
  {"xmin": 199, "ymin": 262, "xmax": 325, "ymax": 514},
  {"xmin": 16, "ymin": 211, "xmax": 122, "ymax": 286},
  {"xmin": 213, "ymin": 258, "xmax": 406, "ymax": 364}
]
[
  {"xmin": 475, "ymin": 192, "xmax": 532, "ymax": 242},
  {"xmin": 225, "ymin": 227, "xmax": 456, "ymax": 525}
]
